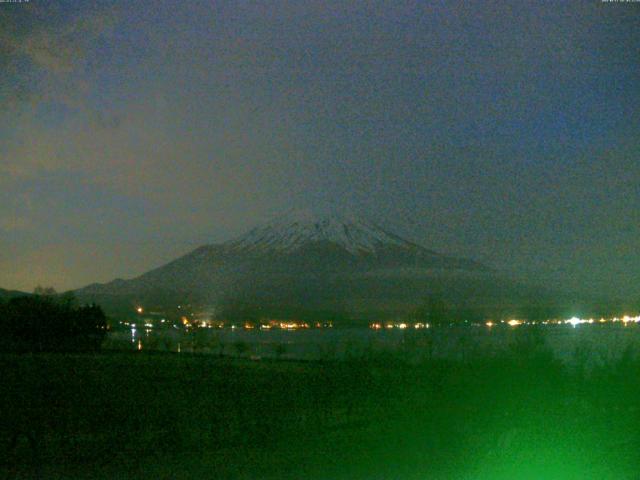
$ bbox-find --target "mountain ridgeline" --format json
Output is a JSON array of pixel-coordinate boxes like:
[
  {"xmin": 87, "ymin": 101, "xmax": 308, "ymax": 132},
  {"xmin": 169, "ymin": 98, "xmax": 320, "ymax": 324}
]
[
  {"xmin": 76, "ymin": 213, "xmax": 611, "ymax": 323},
  {"xmin": 0, "ymin": 288, "xmax": 29, "ymax": 301}
]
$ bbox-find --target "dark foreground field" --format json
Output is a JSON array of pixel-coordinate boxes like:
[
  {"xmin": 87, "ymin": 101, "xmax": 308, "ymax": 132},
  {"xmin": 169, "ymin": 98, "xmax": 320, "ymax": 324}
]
[{"xmin": 2, "ymin": 339, "xmax": 640, "ymax": 479}]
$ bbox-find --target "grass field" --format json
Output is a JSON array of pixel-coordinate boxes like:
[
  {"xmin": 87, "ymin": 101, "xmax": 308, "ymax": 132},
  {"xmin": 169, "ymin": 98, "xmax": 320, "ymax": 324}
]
[{"xmin": 2, "ymin": 336, "xmax": 640, "ymax": 479}]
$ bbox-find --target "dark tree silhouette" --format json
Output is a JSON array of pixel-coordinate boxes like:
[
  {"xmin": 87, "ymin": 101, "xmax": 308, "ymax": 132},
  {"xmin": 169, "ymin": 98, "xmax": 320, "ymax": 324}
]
[{"xmin": 0, "ymin": 292, "xmax": 107, "ymax": 352}]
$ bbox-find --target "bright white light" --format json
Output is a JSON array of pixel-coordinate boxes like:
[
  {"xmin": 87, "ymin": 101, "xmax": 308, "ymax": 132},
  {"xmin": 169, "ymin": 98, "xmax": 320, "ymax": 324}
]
[
  {"xmin": 566, "ymin": 317, "xmax": 586, "ymax": 327},
  {"xmin": 136, "ymin": 307, "xmax": 143, "ymax": 314},
  {"xmin": 507, "ymin": 319, "xmax": 522, "ymax": 327}
]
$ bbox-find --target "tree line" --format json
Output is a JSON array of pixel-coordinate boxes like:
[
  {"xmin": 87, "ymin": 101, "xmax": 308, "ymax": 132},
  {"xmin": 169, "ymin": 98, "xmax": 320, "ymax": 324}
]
[{"xmin": 0, "ymin": 288, "xmax": 107, "ymax": 352}]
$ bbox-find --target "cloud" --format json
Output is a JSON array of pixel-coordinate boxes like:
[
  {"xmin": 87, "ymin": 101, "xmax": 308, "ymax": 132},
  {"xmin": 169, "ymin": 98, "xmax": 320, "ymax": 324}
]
[
  {"xmin": 0, "ymin": 4, "xmax": 116, "ymax": 71},
  {"xmin": 0, "ymin": 187, "xmax": 32, "ymax": 233},
  {"xmin": 0, "ymin": 4, "xmax": 117, "ymax": 113},
  {"xmin": 0, "ymin": 215, "xmax": 30, "ymax": 232},
  {"xmin": 0, "ymin": 6, "xmax": 121, "ymax": 189},
  {"xmin": 0, "ymin": 1, "xmax": 638, "ymax": 295}
]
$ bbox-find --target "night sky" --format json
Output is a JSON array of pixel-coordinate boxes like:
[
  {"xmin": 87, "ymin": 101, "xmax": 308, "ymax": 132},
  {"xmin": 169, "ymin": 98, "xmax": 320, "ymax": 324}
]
[{"xmin": 0, "ymin": 1, "xmax": 638, "ymax": 296}]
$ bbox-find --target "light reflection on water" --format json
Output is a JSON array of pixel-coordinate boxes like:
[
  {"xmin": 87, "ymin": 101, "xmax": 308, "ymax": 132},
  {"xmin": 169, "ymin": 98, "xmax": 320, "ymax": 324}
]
[{"xmin": 104, "ymin": 324, "xmax": 640, "ymax": 367}]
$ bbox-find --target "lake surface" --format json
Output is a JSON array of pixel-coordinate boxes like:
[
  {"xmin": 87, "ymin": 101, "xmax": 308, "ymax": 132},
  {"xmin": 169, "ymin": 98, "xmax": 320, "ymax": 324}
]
[{"xmin": 104, "ymin": 324, "xmax": 640, "ymax": 367}]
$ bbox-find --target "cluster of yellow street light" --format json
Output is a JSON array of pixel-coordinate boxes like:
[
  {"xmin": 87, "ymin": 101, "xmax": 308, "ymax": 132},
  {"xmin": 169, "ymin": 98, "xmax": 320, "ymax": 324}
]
[
  {"xmin": 367, "ymin": 316, "xmax": 640, "ymax": 330},
  {"xmin": 369, "ymin": 322, "xmax": 430, "ymax": 330},
  {"xmin": 499, "ymin": 316, "xmax": 640, "ymax": 328},
  {"xmin": 185, "ymin": 320, "xmax": 334, "ymax": 330},
  {"xmin": 133, "ymin": 305, "xmax": 640, "ymax": 332}
]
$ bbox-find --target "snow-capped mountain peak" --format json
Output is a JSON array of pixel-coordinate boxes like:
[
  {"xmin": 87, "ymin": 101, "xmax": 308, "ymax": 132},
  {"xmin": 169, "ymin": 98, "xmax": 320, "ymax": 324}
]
[{"xmin": 225, "ymin": 210, "xmax": 426, "ymax": 255}]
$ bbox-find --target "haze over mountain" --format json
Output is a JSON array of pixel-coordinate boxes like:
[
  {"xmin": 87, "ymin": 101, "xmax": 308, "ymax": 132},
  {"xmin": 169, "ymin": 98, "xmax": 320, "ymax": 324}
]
[
  {"xmin": 2, "ymin": 2, "xmax": 638, "ymax": 301},
  {"xmin": 76, "ymin": 211, "xmax": 496, "ymax": 319},
  {"xmin": 76, "ymin": 210, "xmax": 627, "ymax": 323}
]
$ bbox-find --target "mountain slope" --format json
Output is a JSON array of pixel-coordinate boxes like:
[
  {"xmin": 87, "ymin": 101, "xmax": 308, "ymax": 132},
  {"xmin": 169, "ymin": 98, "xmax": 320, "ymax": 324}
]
[
  {"xmin": 0, "ymin": 288, "xmax": 29, "ymax": 301},
  {"xmin": 77, "ymin": 212, "xmax": 495, "ymax": 320}
]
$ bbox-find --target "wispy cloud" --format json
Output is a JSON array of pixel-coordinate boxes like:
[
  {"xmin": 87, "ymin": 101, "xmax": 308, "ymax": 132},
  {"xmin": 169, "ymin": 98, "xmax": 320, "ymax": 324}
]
[
  {"xmin": 0, "ymin": 4, "xmax": 117, "ymax": 112},
  {"xmin": 0, "ymin": 215, "xmax": 31, "ymax": 232},
  {"xmin": 0, "ymin": 188, "xmax": 32, "ymax": 233},
  {"xmin": 0, "ymin": 4, "xmax": 119, "ymax": 187}
]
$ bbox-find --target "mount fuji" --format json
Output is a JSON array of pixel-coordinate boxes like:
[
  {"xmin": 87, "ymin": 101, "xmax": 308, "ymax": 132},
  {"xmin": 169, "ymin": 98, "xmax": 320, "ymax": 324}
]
[
  {"xmin": 77, "ymin": 211, "xmax": 491, "ymax": 320},
  {"xmin": 227, "ymin": 211, "xmax": 433, "ymax": 255}
]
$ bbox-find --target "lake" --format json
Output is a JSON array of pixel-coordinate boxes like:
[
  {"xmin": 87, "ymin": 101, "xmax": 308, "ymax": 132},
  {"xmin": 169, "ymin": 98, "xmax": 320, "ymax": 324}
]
[{"xmin": 103, "ymin": 323, "xmax": 640, "ymax": 367}]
